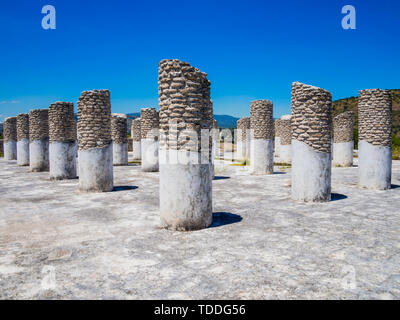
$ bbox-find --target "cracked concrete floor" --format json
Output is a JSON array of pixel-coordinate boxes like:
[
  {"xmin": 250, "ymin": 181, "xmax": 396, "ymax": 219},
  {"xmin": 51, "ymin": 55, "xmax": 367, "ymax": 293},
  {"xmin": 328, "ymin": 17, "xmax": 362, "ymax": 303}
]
[{"xmin": 0, "ymin": 154, "xmax": 400, "ymax": 299}]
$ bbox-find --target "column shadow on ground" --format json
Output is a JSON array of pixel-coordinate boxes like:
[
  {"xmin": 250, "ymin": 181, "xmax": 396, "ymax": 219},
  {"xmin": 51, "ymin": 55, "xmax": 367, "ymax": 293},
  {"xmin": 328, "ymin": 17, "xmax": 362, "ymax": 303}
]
[
  {"xmin": 331, "ymin": 193, "xmax": 348, "ymax": 201},
  {"xmin": 113, "ymin": 186, "xmax": 138, "ymax": 192},
  {"xmin": 391, "ymin": 184, "xmax": 400, "ymax": 189},
  {"xmin": 213, "ymin": 176, "xmax": 230, "ymax": 180},
  {"xmin": 210, "ymin": 212, "xmax": 243, "ymax": 228}
]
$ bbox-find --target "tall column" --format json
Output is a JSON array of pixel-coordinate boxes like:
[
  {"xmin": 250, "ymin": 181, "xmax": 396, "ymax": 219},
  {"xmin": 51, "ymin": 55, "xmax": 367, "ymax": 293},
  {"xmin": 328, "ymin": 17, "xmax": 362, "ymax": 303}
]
[
  {"xmin": 111, "ymin": 113, "xmax": 128, "ymax": 166},
  {"xmin": 250, "ymin": 100, "xmax": 274, "ymax": 174},
  {"xmin": 29, "ymin": 109, "xmax": 49, "ymax": 172},
  {"xmin": 212, "ymin": 119, "xmax": 219, "ymax": 159},
  {"xmin": 332, "ymin": 111, "xmax": 354, "ymax": 167},
  {"xmin": 17, "ymin": 114, "xmax": 30, "ymax": 166},
  {"xmin": 77, "ymin": 90, "xmax": 113, "ymax": 192},
  {"xmin": 158, "ymin": 59, "xmax": 213, "ymax": 231},
  {"xmin": 140, "ymin": 108, "xmax": 159, "ymax": 172},
  {"xmin": 48, "ymin": 102, "xmax": 77, "ymax": 180},
  {"xmin": 131, "ymin": 117, "xmax": 141, "ymax": 160},
  {"xmin": 274, "ymin": 119, "xmax": 282, "ymax": 158},
  {"xmin": 236, "ymin": 117, "xmax": 250, "ymax": 161},
  {"xmin": 291, "ymin": 82, "xmax": 332, "ymax": 202},
  {"xmin": 3, "ymin": 117, "xmax": 17, "ymax": 160},
  {"xmin": 279, "ymin": 115, "xmax": 292, "ymax": 164},
  {"xmin": 358, "ymin": 89, "xmax": 392, "ymax": 190}
]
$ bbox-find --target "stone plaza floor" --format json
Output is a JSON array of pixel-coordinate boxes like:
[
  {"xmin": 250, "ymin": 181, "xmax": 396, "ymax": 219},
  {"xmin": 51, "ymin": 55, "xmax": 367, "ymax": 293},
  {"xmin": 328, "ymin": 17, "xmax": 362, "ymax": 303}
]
[{"xmin": 0, "ymin": 154, "xmax": 400, "ymax": 299}]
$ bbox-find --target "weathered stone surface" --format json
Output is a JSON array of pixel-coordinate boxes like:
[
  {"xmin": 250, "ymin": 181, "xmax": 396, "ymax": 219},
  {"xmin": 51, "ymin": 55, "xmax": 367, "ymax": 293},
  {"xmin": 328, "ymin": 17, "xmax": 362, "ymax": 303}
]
[
  {"xmin": 140, "ymin": 108, "xmax": 159, "ymax": 139},
  {"xmin": 333, "ymin": 111, "xmax": 354, "ymax": 143},
  {"xmin": 274, "ymin": 119, "xmax": 282, "ymax": 138},
  {"xmin": 250, "ymin": 100, "xmax": 273, "ymax": 140},
  {"xmin": 131, "ymin": 118, "xmax": 141, "ymax": 142},
  {"xmin": 237, "ymin": 117, "xmax": 250, "ymax": 142},
  {"xmin": 17, "ymin": 114, "xmax": 29, "ymax": 141},
  {"xmin": 291, "ymin": 82, "xmax": 332, "ymax": 153},
  {"xmin": 280, "ymin": 117, "xmax": 292, "ymax": 146},
  {"xmin": 77, "ymin": 90, "xmax": 112, "ymax": 151},
  {"xmin": 111, "ymin": 114, "xmax": 128, "ymax": 144},
  {"xmin": 29, "ymin": 109, "xmax": 49, "ymax": 142},
  {"xmin": 3, "ymin": 117, "xmax": 17, "ymax": 142},
  {"xmin": 358, "ymin": 89, "xmax": 392, "ymax": 147},
  {"xmin": 49, "ymin": 102, "xmax": 76, "ymax": 143}
]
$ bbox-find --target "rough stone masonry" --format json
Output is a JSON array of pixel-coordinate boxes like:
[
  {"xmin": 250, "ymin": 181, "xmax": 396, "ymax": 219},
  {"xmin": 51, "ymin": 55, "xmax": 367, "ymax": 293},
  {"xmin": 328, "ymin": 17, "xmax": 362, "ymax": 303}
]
[
  {"xmin": 131, "ymin": 117, "xmax": 141, "ymax": 160},
  {"xmin": 279, "ymin": 115, "xmax": 292, "ymax": 164},
  {"xmin": 358, "ymin": 89, "xmax": 392, "ymax": 190},
  {"xmin": 77, "ymin": 90, "xmax": 113, "ymax": 192},
  {"xmin": 29, "ymin": 109, "xmax": 49, "ymax": 172},
  {"xmin": 250, "ymin": 100, "xmax": 274, "ymax": 174},
  {"xmin": 16, "ymin": 113, "xmax": 30, "ymax": 166},
  {"xmin": 111, "ymin": 113, "xmax": 128, "ymax": 166},
  {"xmin": 3, "ymin": 116, "xmax": 17, "ymax": 160},
  {"xmin": 48, "ymin": 102, "xmax": 77, "ymax": 180},
  {"xmin": 332, "ymin": 111, "xmax": 354, "ymax": 167},
  {"xmin": 141, "ymin": 108, "xmax": 159, "ymax": 172},
  {"xmin": 158, "ymin": 59, "xmax": 213, "ymax": 231},
  {"xmin": 236, "ymin": 117, "xmax": 250, "ymax": 161},
  {"xmin": 291, "ymin": 82, "xmax": 332, "ymax": 202}
]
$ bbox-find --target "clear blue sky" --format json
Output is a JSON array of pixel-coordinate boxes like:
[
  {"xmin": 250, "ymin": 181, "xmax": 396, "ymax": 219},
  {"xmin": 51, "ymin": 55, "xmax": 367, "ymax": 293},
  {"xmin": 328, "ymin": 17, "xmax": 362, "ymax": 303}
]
[{"xmin": 0, "ymin": 0, "xmax": 399, "ymax": 122}]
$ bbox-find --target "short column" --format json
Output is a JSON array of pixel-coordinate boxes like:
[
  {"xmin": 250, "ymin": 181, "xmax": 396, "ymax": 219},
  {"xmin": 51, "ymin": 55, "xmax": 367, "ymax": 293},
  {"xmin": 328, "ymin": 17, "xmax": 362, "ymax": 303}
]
[
  {"xmin": 279, "ymin": 115, "xmax": 292, "ymax": 164},
  {"xmin": 236, "ymin": 117, "xmax": 250, "ymax": 161},
  {"xmin": 274, "ymin": 119, "xmax": 282, "ymax": 158},
  {"xmin": 131, "ymin": 117, "xmax": 141, "ymax": 160},
  {"xmin": 3, "ymin": 117, "xmax": 17, "ymax": 160},
  {"xmin": 358, "ymin": 89, "xmax": 392, "ymax": 190},
  {"xmin": 17, "ymin": 114, "xmax": 30, "ymax": 166},
  {"xmin": 332, "ymin": 111, "xmax": 354, "ymax": 167},
  {"xmin": 140, "ymin": 108, "xmax": 159, "ymax": 172},
  {"xmin": 29, "ymin": 109, "xmax": 49, "ymax": 172},
  {"xmin": 111, "ymin": 113, "xmax": 128, "ymax": 166},
  {"xmin": 77, "ymin": 90, "xmax": 113, "ymax": 192},
  {"xmin": 291, "ymin": 82, "xmax": 332, "ymax": 202}
]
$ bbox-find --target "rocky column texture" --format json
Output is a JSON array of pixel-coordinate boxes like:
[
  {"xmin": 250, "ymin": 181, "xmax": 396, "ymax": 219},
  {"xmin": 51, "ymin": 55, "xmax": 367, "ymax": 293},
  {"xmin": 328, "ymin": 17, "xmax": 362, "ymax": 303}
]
[
  {"xmin": 332, "ymin": 111, "xmax": 354, "ymax": 167},
  {"xmin": 3, "ymin": 117, "xmax": 17, "ymax": 160},
  {"xmin": 131, "ymin": 117, "xmax": 141, "ymax": 160},
  {"xmin": 29, "ymin": 109, "xmax": 49, "ymax": 172},
  {"xmin": 274, "ymin": 119, "xmax": 282, "ymax": 158},
  {"xmin": 17, "ymin": 114, "xmax": 30, "ymax": 166},
  {"xmin": 291, "ymin": 82, "xmax": 332, "ymax": 202},
  {"xmin": 236, "ymin": 117, "xmax": 250, "ymax": 161},
  {"xmin": 212, "ymin": 119, "xmax": 219, "ymax": 159},
  {"xmin": 158, "ymin": 59, "xmax": 213, "ymax": 231},
  {"xmin": 358, "ymin": 89, "xmax": 392, "ymax": 190},
  {"xmin": 111, "ymin": 113, "xmax": 128, "ymax": 166},
  {"xmin": 140, "ymin": 108, "xmax": 159, "ymax": 172},
  {"xmin": 77, "ymin": 90, "xmax": 113, "ymax": 192},
  {"xmin": 250, "ymin": 100, "xmax": 274, "ymax": 174},
  {"xmin": 279, "ymin": 115, "xmax": 292, "ymax": 164},
  {"xmin": 48, "ymin": 102, "xmax": 77, "ymax": 180}
]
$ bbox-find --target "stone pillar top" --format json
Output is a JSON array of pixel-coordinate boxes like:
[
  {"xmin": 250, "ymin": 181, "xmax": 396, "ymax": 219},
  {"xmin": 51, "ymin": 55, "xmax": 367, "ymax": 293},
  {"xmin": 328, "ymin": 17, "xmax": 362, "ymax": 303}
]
[
  {"xmin": 17, "ymin": 114, "xmax": 29, "ymax": 141},
  {"xmin": 333, "ymin": 111, "xmax": 354, "ymax": 143},
  {"xmin": 280, "ymin": 118, "xmax": 292, "ymax": 146},
  {"xmin": 291, "ymin": 82, "xmax": 332, "ymax": 153},
  {"xmin": 140, "ymin": 108, "xmax": 159, "ymax": 140},
  {"xmin": 131, "ymin": 118, "xmax": 141, "ymax": 142},
  {"xmin": 49, "ymin": 102, "xmax": 76, "ymax": 143},
  {"xmin": 4, "ymin": 117, "xmax": 17, "ymax": 142},
  {"xmin": 250, "ymin": 100, "xmax": 273, "ymax": 140},
  {"xmin": 29, "ymin": 109, "xmax": 49, "ymax": 142},
  {"xmin": 111, "ymin": 114, "xmax": 128, "ymax": 144},
  {"xmin": 237, "ymin": 117, "xmax": 250, "ymax": 142}
]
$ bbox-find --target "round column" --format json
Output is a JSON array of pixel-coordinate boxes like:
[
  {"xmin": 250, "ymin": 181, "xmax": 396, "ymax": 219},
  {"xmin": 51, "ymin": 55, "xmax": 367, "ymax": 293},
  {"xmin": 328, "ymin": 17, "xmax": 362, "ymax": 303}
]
[
  {"xmin": 212, "ymin": 119, "xmax": 219, "ymax": 159},
  {"xmin": 236, "ymin": 117, "xmax": 250, "ymax": 161},
  {"xmin": 158, "ymin": 59, "xmax": 213, "ymax": 231},
  {"xmin": 291, "ymin": 82, "xmax": 332, "ymax": 202},
  {"xmin": 29, "ymin": 109, "xmax": 49, "ymax": 172},
  {"xmin": 3, "ymin": 117, "xmax": 17, "ymax": 160},
  {"xmin": 140, "ymin": 108, "xmax": 159, "ymax": 172},
  {"xmin": 274, "ymin": 119, "xmax": 282, "ymax": 158},
  {"xmin": 131, "ymin": 117, "xmax": 141, "ymax": 160},
  {"xmin": 77, "ymin": 90, "xmax": 113, "ymax": 192},
  {"xmin": 358, "ymin": 89, "xmax": 392, "ymax": 190},
  {"xmin": 250, "ymin": 100, "xmax": 274, "ymax": 174},
  {"xmin": 111, "ymin": 113, "xmax": 128, "ymax": 166},
  {"xmin": 332, "ymin": 111, "xmax": 354, "ymax": 167},
  {"xmin": 48, "ymin": 102, "xmax": 77, "ymax": 180},
  {"xmin": 17, "ymin": 114, "xmax": 30, "ymax": 166},
  {"xmin": 279, "ymin": 115, "xmax": 292, "ymax": 164}
]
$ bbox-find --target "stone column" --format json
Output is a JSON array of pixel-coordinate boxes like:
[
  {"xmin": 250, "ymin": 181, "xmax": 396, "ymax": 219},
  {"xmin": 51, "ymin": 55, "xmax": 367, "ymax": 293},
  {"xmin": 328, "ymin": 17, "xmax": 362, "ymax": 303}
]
[
  {"xmin": 77, "ymin": 90, "xmax": 113, "ymax": 192},
  {"xmin": 17, "ymin": 114, "xmax": 30, "ymax": 166},
  {"xmin": 291, "ymin": 82, "xmax": 332, "ymax": 202},
  {"xmin": 131, "ymin": 117, "xmax": 141, "ymax": 160},
  {"xmin": 212, "ymin": 119, "xmax": 219, "ymax": 159},
  {"xmin": 274, "ymin": 119, "xmax": 282, "ymax": 158},
  {"xmin": 29, "ymin": 109, "xmax": 49, "ymax": 172},
  {"xmin": 158, "ymin": 59, "xmax": 213, "ymax": 231},
  {"xmin": 140, "ymin": 108, "xmax": 159, "ymax": 172},
  {"xmin": 332, "ymin": 111, "xmax": 354, "ymax": 167},
  {"xmin": 3, "ymin": 117, "xmax": 17, "ymax": 160},
  {"xmin": 358, "ymin": 89, "xmax": 392, "ymax": 190},
  {"xmin": 111, "ymin": 113, "xmax": 128, "ymax": 166},
  {"xmin": 236, "ymin": 117, "xmax": 250, "ymax": 161},
  {"xmin": 279, "ymin": 115, "xmax": 292, "ymax": 164},
  {"xmin": 48, "ymin": 102, "xmax": 77, "ymax": 180},
  {"xmin": 250, "ymin": 100, "xmax": 274, "ymax": 174}
]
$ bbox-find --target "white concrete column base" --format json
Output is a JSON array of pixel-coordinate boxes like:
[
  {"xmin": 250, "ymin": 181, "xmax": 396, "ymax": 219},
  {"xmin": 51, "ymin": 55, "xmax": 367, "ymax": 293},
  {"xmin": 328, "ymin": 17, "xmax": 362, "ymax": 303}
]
[
  {"xmin": 159, "ymin": 149, "xmax": 212, "ymax": 231},
  {"xmin": 291, "ymin": 140, "xmax": 331, "ymax": 202},
  {"xmin": 4, "ymin": 140, "xmax": 17, "ymax": 160},
  {"xmin": 236, "ymin": 141, "xmax": 246, "ymax": 161},
  {"xmin": 29, "ymin": 139, "xmax": 49, "ymax": 172},
  {"xmin": 113, "ymin": 142, "xmax": 128, "ymax": 166},
  {"xmin": 280, "ymin": 144, "xmax": 291, "ymax": 164},
  {"xmin": 49, "ymin": 141, "xmax": 77, "ymax": 180},
  {"xmin": 141, "ymin": 139, "xmax": 159, "ymax": 172},
  {"xmin": 132, "ymin": 140, "xmax": 141, "ymax": 160},
  {"xmin": 78, "ymin": 144, "xmax": 113, "ymax": 192},
  {"xmin": 250, "ymin": 139, "xmax": 274, "ymax": 175},
  {"xmin": 332, "ymin": 141, "xmax": 354, "ymax": 167},
  {"xmin": 17, "ymin": 139, "xmax": 30, "ymax": 166},
  {"xmin": 358, "ymin": 140, "xmax": 391, "ymax": 190}
]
